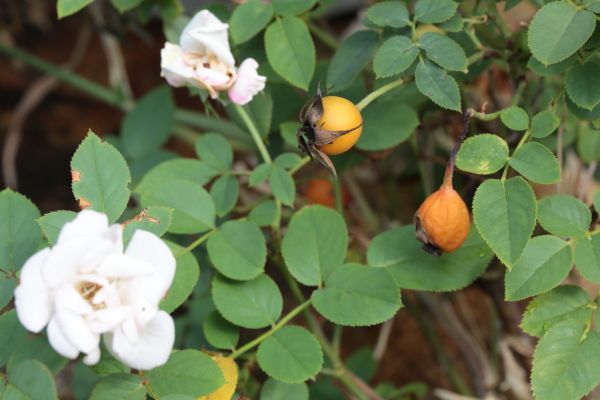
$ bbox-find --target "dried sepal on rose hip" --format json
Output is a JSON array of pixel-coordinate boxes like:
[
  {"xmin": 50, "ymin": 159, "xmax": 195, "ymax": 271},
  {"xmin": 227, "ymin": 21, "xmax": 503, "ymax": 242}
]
[
  {"xmin": 415, "ymin": 109, "xmax": 474, "ymax": 255},
  {"xmin": 296, "ymin": 84, "xmax": 363, "ymax": 176}
]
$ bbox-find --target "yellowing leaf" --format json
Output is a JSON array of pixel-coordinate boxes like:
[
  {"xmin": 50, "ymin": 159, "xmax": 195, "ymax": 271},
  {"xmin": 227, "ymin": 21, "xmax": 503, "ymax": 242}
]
[{"xmin": 198, "ymin": 355, "xmax": 238, "ymax": 400}]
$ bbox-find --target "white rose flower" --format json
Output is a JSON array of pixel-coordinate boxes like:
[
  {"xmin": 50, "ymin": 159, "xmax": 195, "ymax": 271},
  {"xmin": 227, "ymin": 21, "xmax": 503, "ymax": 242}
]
[
  {"xmin": 228, "ymin": 58, "xmax": 267, "ymax": 106},
  {"xmin": 160, "ymin": 9, "xmax": 266, "ymax": 104},
  {"xmin": 14, "ymin": 210, "xmax": 176, "ymax": 370}
]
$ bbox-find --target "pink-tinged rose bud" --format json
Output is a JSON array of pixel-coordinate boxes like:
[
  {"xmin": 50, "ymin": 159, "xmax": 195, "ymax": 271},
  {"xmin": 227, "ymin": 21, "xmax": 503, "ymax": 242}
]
[{"xmin": 228, "ymin": 58, "xmax": 267, "ymax": 105}]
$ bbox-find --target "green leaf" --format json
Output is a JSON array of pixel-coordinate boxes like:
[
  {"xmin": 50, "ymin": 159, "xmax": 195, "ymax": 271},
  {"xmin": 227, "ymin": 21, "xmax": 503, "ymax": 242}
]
[
  {"xmin": 357, "ymin": 103, "xmax": 419, "ymax": 151},
  {"xmin": 420, "ymin": 32, "xmax": 467, "ymax": 72},
  {"xmin": 565, "ymin": 61, "xmax": 600, "ymax": 110},
  {"xmin": 160, "ymin": 241, "xmax": 200, "ymax": 313},
  {"xmin": 509, "ymin": 142, "xmax": 561, "ymax": 184},
  {"xmin": 202, "ymin": 311, "xmax": 239, "ymax": 351},
  {"xmin": 366, "ymin": 1, "xmax": 410, "ymax": 28},
  {"xmin": 140, "ymin": 179, "xmax": 215, "ymax": 234},
  {"xmin": 207, "ymin": 220, "xmax": 266, "ymax": 281},
  {"xmin": 528, "ymin": 1, "xmax": 596, "ymax": 65},
  {"xmin": 272, "ymin": 0, "xmax": 316, "ymax": 15},
  {"xmin": 0, "ymin": 274, "xmax": 16, "ymax": 310},
  {"xmin": 500, "ymin": 106, "xmax": 529, "ymax": 131},
  {"xmin": 538, "ymin": 195, "xmax": 591, "ymax": 238},
  {"xmin": 250, "ymin": 163, "xmax": 273, "ymax": 187},
  {"xmin": 37, "ymin": 210, "xmax": 76, "ymax": 245},
  {"xmin": 134, "ymin": 159, "xmax": 218, "ymax": 195},
  {"xmin": 367, "ymin": 226, "xmax": 493, "ymax": 291},
  {"xmin": 212, "ymin": 274, "xmax": 282, "ymax": 329},
  {"xmin": 89, "ymin": 374, "xmax": 145, "ymax": 400},
  {"xmin": 527, "ymin": 55, "xmax": 576, "ymax": 76},
  {"xmin": 230, "ymin": 0, "xmax": 274, "ymax": 44},
  {"xmin": 532, "ymin": 320, "xmax": 600, "ymax": 400},
  {"xmin": 91, "ymin": 352, "xmax": 129, "ymax": 376},
  {"xmin": 274, "ymin": 153, "xmax": 302, "ymax": 169},
  {"xmin": 327, "ymin": 31, "xmax": 379, "ymax": 92},
  {"xmin": 0, "ymin": 189, "xmax": 42, "ymax": 271},
  {"xmin": 575, "ymin": 233, "xmax": 600, "ymax": 283},
  {"xmin": 312, "ymin": 263, "xmax": 401, "ymax": 326},
  {"xmin": 531, "ymin": 109, "xmax": 560, "ymax": 138},
  {"xmin": 121, "ymin": 86, "xmax": 174, "ymax": 158},
  {"xmin": 269, "ymin": 166, "xmax": 296, "ymax": 206},
  {"xmin": 282, "ymin": 205, "xmax": 348, "ymax": 286},
  {"xmin": 57, "ymin": 0, "xmax": 93, "ymax": 18},
  {"xmin": 415, "ymin": 59, "xmax": 461, "ymax": 112},
  {"xmin": 146, "ymin": 350, "xmax": 224, "ymax": 397},
  {"xmin": 567, "ymin": 95, "xmax": 600, "ymax": 120},
  {"xmin": 195, "ymin": 133, "xmax": 233, "ymax": 173},
  {"xmin": 595, "ymin": 191, "xmax": 600, "ymax": 213},
  {"xmin": 0, "ymin": 311, "xmax": 66, "ymax": 374},
  {"xmin": 122, "ymin": 206, "xmax": 173, "ymax": 245},
  {"xmin": 472, "ymin": 177, "xmax": 537, "ymax": 267},
  {"xmin": 455, "ymin": 134, "xmax": 509, "ymax": 175},
  {"xmin": 505, "ymin": 235, "xmax": 573, "ymax": 301},
  {"xmin": 373, "ymin": 36, "xmax": 419, "ymax": 79},
  {"xmin": 210, "ymin": 175, "xmax": 239, "ymax": 217},
  {"xmin": 71, "ymin": 131, "xmax": 131, "ymax": 223},
  {"xmin": 260, "ymin": 378, "xmax": 309, "ymax": 400},
  {"xmin": 228, "ymin": 91, "xmax": 273, "ymax": 139},
  {"xmin": 438, "ymin": 13, "xmax": 464, "ymax": 31},
  {"xmin": 249, "ymin": 200, "xmax": 278, "ymax": 227},
  {"xmin": 414, "ymin": 0, "xmax": 457, "ymax": 23},
  {"xmin": 521, "ymin": 285, "xmax": 592, "ymax": 337},
  {"xmin": 585, "ymin": 0, "xmax": 600, "ymax": 12},
  {"xmin": 265, "ymin": 16, "xmax": 315, "ymax": 90},
  {"xmin": 110, "ymin": 0, "xmax": 143, "ymax": 13},
  {"xmin": 577, "ymin": 129, "xmax": 600, "ymax": 162},
  {"xmin": 280, "ymin": 121, "xmax": 299, "ymax": 147},
  {"xmin": 8, "ymin": 360, "xmax": 58, "ymax": 400},
  {"xmin": 257, "ymin": 326, "xmax": 323, "ymax": 383}
]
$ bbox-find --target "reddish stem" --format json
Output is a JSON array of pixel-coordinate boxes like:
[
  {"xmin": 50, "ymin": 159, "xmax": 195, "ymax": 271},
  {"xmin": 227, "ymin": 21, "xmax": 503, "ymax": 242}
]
[{"xmin": 442, "ymin": 108, "xmax": 474, "ymax": 188}]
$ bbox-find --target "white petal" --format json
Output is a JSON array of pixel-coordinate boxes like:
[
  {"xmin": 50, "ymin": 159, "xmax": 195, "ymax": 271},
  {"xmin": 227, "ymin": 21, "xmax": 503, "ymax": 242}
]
[
  {"xmin": 97, "ymin": 253, "xmax": 155, "ymax": 278},
  {"xmin": 228, "ymin": 58, "xmax": 267, "ymax": 105},
  {"xmin": 194, "ymin": 66, "xmax": 232, "ymax": 87},
  {"xmin": 42, "ymin": 237, "xmax": 99, "ymax": 288},
  {"xmin": 57, "ymin": 210, "xmax": 109, "ymax": 244},
  {"xmin": 55, "ymin": 284, "xmax": 93, "ymax": 315},
  {"xmin": 47, "ymin": 317, "xmax": 79, "ymax": 359},
  {"xmin": 87, "ymin": 306, "xmax": 128, "ymax": 334},
  {"xmin": 105, "ymin": 311, "xmax": 175, "ymax": 370},
  {"xmin": 180, "ymin": 10, "xmax": 235, "ymax": 66},
  {"xmin": 106, "ymin": 224, "xmax": 123, "ymax": 252},
  {"xmin": 55, "ymin": 310, "xmax": 100, "ymax": 354},
  {"xmin": 79, "ymin": 239, "xmax": 121, "ymax": 273},
  {"xmin": 126, "ymin": 230, "xmax": 175, "ymax": 291},
  {"xmin": 161, "ymin": 43, "xmax": 196, "ymax": 87},
  {"xmin": 83, "ymin": 347, "xmax": 101, "ymax": 365},
  {"xmin": 14, "ymin": 248, "xmax": 52, "ymax": 333},
  {"xmin": 119, "ymin": 273, "xmax": 166, "ymax": 309}
]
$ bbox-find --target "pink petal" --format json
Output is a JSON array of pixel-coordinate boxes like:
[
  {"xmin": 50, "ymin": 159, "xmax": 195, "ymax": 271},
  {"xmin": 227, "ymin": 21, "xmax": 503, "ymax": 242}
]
[{"xmin": 228, "ymin": 58, "xmax": 267, "ymax": 105}]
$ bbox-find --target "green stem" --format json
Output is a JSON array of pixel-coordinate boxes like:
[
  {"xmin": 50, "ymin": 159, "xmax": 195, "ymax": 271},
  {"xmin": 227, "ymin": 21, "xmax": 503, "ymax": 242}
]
[
  {"xmin": 356, "ymin": 79, "xmax": 406, "ymax": 111},
  {"xmin": 234, "ymin": 104, "xmax": 272, "ymax": 164},
  {"xmin": 0, "ymin": 43, "xmax": 126, "ymax": 108},
  {"xmin": 0, "ymin": 43, "xmax": 253, "ymax": 144},
  {"xmin": 176, "ymin": 230, "xmax": 214, "ymax": 257},
  {"xmin": 289, "ymin": 156, "xmax": 311, "ymax": 175},
  {"xmin": 501, "ymin": 130, "xmax": 530, "ymax": 181},
  {"xmin": 471, "ymin": 109, "xmax": 502, "ymax": 121},
  {"xmin": 306, "ymin": 20, "xmax": 338, "ymax": 50},
  {"xmin": 230, "ymin": 299, "xmax": 312, "ymax": 359}
]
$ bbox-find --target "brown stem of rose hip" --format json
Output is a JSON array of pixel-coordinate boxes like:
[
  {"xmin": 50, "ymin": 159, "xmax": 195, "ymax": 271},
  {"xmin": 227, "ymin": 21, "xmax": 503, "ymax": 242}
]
[{"xmin": 442, "ymin": 108, "xmax": 475, "ymax": 189}]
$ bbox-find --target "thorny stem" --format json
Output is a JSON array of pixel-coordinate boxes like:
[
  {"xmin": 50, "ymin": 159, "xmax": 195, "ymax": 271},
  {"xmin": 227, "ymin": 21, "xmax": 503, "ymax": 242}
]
[
  {"xmin": 176, "ymin": 230, "xmax": 214, "ymax": 257},
  {"xmin": 356, "ymin": 79, "xmax": 406, "ymax": 111},
  {"xmin": 442, "ymin": 109, "xmax": 474, "ymax": 188},
  {"xmin": 230, "ymin": 300, "xmax": 312, "ymax": 359}
]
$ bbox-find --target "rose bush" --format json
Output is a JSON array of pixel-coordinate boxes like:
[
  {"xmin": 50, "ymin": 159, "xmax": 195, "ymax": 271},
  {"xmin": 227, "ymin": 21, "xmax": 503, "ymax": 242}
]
[{"xmin": 2, "ymin": 0, "xmax": 600, "ymax": 399}]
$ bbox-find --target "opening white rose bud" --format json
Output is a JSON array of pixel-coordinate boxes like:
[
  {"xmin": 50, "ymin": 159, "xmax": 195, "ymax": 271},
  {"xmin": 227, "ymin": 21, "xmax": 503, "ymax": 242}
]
[
  {"xmin": 160, "ymin": 9, "xmax": 266, "ymax": 104},
  {"xmin": 14, "ymin": 210, "xmax": 176, "ymax": 370}
]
